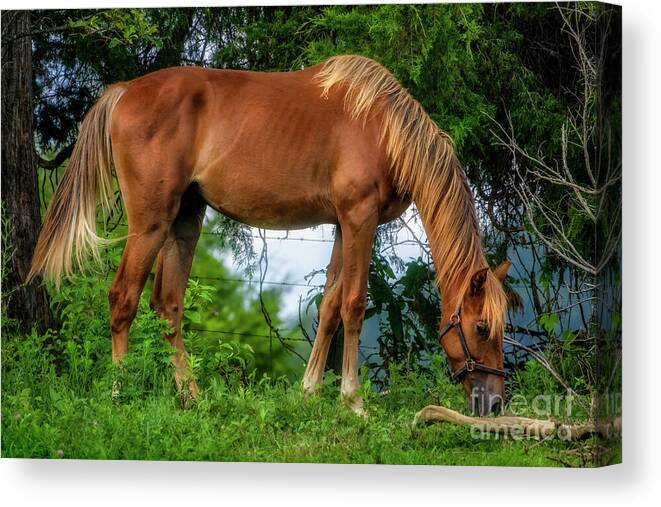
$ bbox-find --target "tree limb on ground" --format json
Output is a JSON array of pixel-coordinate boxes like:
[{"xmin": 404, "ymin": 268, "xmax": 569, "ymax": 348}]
[{"xmin": 413, "ymin": 405, "xmax": 621, "ymax": 440}]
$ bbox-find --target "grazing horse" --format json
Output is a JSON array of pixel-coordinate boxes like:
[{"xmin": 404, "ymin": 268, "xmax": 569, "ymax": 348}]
[{"xmin": 29, "ymin": 55, "xmax": 511, "ymax": 416}]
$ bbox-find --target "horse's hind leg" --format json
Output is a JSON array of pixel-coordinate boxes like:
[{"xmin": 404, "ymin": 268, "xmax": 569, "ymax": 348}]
[
  {"xmin": 108, "ymin": 147, "xmax": 191, "ymax": 384},
  {"xmin": 302, "ymin": 229, "xmax": 343, "ymax": 394},
  {"xmin": 109, "ymin": 223, "xmax": 171, "ymax": 363},
  {"xmin": 150, "ymin": 189, "xmax": 206, "ymax": 405}
]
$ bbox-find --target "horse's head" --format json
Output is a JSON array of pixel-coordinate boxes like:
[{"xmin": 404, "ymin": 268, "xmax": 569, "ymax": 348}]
[{"xmin": 439, "ymin": 260, "xmax": 512, "ymax": 416}]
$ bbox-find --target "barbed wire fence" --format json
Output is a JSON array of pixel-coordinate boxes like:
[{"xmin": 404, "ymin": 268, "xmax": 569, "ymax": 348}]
[
  {"xmin": 17, "ymin": 184, "xmax": 383, "ymax": 374},
  {"xmin": 24, "ymin": 166, "xmax": 594, "ymax": 388},
  {"xmin": 31, "ymin": 162, "xmax": 479, "ymax": 377},
  {"xmin": 33, "ymin": 173, "xmax": 594, "ymax": 386}
]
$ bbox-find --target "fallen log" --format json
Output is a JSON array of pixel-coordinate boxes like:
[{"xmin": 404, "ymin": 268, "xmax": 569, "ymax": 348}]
[{"xmin": 412, "ymin": 405, "xmax": 621, "ymax": 440}]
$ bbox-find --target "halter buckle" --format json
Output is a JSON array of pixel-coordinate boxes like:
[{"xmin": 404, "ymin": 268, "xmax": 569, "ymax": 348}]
[{"xmin": 465, "ymin": 359, "xmax": 476, "ymax": 372}]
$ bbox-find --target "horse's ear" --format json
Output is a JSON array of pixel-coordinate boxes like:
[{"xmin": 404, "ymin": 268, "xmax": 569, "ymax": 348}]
[
  {"xmin": 493, "ymin": 259, "xmax": 512, "ymax": 282},
  {"xmin": 492, "ymin": 259, "xmax": 524, "ymax": 312},
  {"xmin": 470, "ymin": 267, "xmax": 489, "ymax": 295}
]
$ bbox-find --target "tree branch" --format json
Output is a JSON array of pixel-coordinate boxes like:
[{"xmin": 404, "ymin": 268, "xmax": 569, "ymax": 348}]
[{"xmin": 36, "ymin": 144, "xmax": 73, "ymax": 170}]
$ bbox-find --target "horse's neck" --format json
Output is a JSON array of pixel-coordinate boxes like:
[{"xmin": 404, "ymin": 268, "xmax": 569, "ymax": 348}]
[{"xmin": 417, "ymin": 203, "xmax": 481, "ymax": 319}]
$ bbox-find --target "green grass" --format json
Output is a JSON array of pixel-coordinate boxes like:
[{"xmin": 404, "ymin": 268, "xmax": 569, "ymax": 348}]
[
  {"xmin": 1, "ymin": 330, "xmax": 615, "ymax": 466},
  {"xmin": 0, "ymin": 276, "xmax": 620, "ymax": 466},
  {"xmin": 1, "ymin": 368, "xmax": 572, "ymax": 465}
]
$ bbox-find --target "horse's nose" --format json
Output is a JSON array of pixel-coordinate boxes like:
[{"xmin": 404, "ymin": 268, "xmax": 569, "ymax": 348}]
[
  {"xmin": 490, "ymin": 398, "xmax": 503, "ymax": 415},
  {"xmin": 470, "ymin": 387, "xmax": 503, "ymax": 416},
  {"xmin": 470, "ymin": 390, "xmax": 485, "ymax": 416}
]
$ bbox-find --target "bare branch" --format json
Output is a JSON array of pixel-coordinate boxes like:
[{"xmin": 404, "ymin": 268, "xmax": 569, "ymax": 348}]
[{"xmin": 36, "ymin": 143, "xmax": 74, "ymax": 170}]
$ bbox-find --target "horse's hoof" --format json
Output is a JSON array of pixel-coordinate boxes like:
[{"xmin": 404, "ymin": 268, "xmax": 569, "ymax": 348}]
[
  {"xmin": 179, "ymin": 389, "xmax": 195, "ymax": 409},
  {"xmin": 301, "ymin": 380, "xmax": 321, "ymax": 397},
  {"xmin": 178, "ymin": 379, "xmax": 199, "ymax": 409},
  {"xmin": 352, "ymin": 404, "xmax": 368, "ymax": 418},
  {"xmin": 111, "ymin": 380, "xmax": 121, "ymax": 403},
  {"xmin": 342, "ymin": 394, "xmax": 368, "ymax": 418}
]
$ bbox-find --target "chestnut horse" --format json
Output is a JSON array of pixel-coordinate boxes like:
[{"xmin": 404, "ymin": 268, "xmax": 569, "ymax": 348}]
[{"xmin": 29, "ymin": 55, "xmax": 511, "ymax": 415}]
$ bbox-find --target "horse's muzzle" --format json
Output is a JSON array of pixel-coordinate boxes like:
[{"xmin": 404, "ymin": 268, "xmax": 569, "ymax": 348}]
[{"xmin": 469, "ymin": 377, "xmax": 504, "ymax": 416}]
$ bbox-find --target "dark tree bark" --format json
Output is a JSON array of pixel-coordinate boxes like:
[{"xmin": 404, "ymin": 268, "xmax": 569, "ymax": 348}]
[{"xmin": 1, "ymin": 11, "xmax": 54, "ymax": 332}]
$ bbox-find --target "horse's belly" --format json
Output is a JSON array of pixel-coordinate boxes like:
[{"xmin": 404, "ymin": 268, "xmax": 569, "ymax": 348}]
[
  {"xmin": 209, "ymin": 202, "xmax": 337, "ymax": 230},
  {"xmin": 197, "ymin": 174, "xmax": 337, "ymax": 230}
]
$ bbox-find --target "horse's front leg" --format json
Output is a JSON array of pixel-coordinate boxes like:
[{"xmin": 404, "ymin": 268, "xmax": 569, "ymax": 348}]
[
  {"xmin": 337, "ymin": 200, "xmax": 378, "ymax": 416},
  {"xmin": 302, "ymin": 229, "xmax": 343, "ymax": 394}
]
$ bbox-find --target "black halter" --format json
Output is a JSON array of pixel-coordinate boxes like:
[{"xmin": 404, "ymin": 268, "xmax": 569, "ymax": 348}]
[{"xmin": 439, "ymin": 306, "xmax": 506, "ymax": 381}]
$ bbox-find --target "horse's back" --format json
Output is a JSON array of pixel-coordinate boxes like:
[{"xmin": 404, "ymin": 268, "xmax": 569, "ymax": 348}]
[{"xmin": 110, "ymin": 64, "xmax": 396, "ymax": 229}]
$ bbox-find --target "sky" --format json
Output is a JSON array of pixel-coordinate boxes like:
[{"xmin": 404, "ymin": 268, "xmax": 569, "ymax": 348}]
[
  {"xmin": 215, "ymin": 207, "xmax": 428, "ymax": 322},
  {"xmin": 211, "ymin": 205, "xmax": 598, "ymax": 357}
]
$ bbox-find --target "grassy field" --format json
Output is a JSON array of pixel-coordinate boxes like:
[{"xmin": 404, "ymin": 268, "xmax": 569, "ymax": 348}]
[
  {"xmin": 1, "ymin": 332, "xmax": 616, "ymax": 466},
  {"xmin": 1, "ymin": 362, "xmax": 576, "ymax": 465},
  {"xmin": 1, "ymin": 277, "xmax": 619, "ymax": 466}
]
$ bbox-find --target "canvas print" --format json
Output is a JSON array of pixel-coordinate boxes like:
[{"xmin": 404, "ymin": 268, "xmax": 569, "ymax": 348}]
[{"xmin": 1, "ymin": 2, "xmax": 621, "ymax": 466}]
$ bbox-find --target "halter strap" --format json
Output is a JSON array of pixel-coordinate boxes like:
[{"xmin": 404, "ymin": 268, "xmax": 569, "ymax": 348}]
[{"xmin": 439, "ymin": 305, "xmax": 506, "ymax": 381}]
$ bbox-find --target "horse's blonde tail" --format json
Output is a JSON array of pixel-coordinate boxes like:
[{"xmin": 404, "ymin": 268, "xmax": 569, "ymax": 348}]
[{"xmin": 27, "ymin": 84, "xmax": 126, "ymax": 287}]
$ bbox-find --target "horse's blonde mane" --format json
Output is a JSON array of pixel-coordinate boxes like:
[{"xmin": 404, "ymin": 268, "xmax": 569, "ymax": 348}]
[{"xmin": 314, "ymin": 55, "xmax": 507, "ymax": 338}]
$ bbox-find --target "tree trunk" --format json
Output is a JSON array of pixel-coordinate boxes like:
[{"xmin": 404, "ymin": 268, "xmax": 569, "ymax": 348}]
[{"xmin": 1, "ymin": 11, "xmax": 54, "ymax": 332}]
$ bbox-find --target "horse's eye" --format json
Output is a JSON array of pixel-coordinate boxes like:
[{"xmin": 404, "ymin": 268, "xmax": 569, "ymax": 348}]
[{"xmin": 476, "ymin": 321, "xmax": 489, "ymax": 337}]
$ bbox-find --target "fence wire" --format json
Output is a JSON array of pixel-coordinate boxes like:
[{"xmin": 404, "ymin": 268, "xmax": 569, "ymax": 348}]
[{"xmin": 7, "ymin": 210, "xmax": 380, "ymax": 362}]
